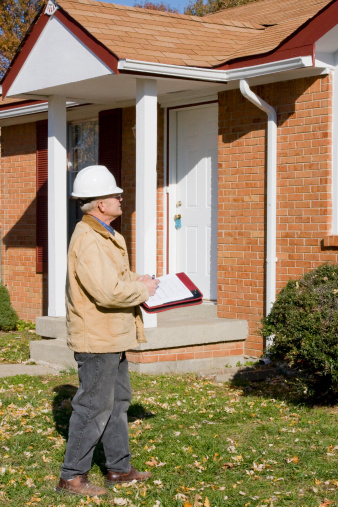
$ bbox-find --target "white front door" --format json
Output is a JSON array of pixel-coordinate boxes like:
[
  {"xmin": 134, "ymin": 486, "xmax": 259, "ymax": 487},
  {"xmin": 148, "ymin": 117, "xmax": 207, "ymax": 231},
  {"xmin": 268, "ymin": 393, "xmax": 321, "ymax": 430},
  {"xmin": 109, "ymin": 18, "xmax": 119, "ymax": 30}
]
[{"xmin": 170, "ymin": 104, "xmax": 218, "ymax": 300}]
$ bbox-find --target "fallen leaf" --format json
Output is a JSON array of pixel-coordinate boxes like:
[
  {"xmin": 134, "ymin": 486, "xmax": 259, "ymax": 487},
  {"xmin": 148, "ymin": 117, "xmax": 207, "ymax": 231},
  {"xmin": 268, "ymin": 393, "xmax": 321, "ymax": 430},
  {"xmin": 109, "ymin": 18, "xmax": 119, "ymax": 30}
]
[
  {"xmin": 145, "ymin": 457, "xmax": 166, "ymax": 467},
  {"xmin": 174, "ymin": 493, "xmax": 188, "ymax": 502},
  {"xmin": 194, "ymin": 493, "xmax": 203, "ymax": 506},
  {"xmin": 285, "ymin": 456, "xmax": 298, "ymax": 464}
]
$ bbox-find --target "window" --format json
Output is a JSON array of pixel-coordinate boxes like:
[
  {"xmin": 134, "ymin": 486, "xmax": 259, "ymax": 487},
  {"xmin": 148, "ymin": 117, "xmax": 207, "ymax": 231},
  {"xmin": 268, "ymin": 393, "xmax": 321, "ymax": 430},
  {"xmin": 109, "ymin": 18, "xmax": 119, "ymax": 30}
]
[{"xmin": 67, "ymin": 120, "xmax": 98, "ymax": 237}]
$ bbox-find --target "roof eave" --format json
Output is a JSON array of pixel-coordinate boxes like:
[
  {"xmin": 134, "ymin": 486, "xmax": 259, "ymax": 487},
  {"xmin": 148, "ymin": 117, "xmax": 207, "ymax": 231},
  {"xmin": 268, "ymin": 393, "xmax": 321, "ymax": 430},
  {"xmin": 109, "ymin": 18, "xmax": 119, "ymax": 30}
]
[{"xmin": 118, "ymin": 56, "xmax": 315, "ymax": 83}]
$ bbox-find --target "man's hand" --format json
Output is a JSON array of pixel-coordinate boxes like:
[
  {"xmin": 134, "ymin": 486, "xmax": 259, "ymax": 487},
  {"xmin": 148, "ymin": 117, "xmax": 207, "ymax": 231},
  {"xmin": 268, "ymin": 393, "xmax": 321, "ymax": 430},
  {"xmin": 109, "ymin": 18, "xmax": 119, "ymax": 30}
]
[{"xmin": 137, "ymin": 275, "xmax": 160, "ymax": 297}]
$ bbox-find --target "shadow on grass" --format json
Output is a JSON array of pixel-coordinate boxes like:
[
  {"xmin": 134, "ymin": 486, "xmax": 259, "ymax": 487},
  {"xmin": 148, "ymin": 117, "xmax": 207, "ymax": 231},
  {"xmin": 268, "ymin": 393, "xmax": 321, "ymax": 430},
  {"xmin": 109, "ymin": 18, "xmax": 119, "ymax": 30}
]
[
  {"xmin": 52, "ymin": 384, "xmax": 155, "ymax": 473},
  {"xmin": 228, "ymin": 369, "xmax": 337, "ymax": 407}
]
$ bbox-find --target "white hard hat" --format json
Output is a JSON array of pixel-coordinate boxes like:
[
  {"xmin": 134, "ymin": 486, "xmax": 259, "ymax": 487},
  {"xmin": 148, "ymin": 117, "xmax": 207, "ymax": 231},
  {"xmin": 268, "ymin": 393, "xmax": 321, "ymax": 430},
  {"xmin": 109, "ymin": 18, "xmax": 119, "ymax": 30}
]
[{"xmin": 72, "ymin": 165, "xmax": 123, "ymax": 199}]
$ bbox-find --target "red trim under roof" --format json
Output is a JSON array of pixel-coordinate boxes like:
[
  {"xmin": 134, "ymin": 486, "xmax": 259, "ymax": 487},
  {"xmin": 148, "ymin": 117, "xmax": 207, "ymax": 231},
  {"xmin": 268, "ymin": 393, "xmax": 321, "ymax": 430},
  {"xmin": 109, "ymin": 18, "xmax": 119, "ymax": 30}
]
[
  {"xmin": 218, "ymin": 0, "xmax": 338, "ymax": 70},
  {"xmin": 1, "ymin": 5, "xmax": 119, "ymax": 99}
]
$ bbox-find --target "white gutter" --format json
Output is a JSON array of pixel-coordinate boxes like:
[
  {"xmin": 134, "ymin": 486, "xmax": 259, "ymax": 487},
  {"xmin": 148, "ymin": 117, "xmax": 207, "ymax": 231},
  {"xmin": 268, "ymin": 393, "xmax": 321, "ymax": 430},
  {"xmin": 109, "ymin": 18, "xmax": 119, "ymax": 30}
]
[
  {"xmin": 118, "ymin": 59, "xmax": 228, "ymax": 82},
  {"xmin": 118, "ymin": 56, "xmax": 313, "ymax": 82},
  {"xmin": 0, "ymin": 101, "xmax": 79, "ymax": 120},
  {"xmin": 226, "ymin": 55, "xmax": 313, "ymax": 81},
  {"xmin": 0, "ymin": 102, "xmax": 48, "ymax": 119},
  {"xmin": 239, "ymin": 79, "xmax": 277, "ymax": 317}
]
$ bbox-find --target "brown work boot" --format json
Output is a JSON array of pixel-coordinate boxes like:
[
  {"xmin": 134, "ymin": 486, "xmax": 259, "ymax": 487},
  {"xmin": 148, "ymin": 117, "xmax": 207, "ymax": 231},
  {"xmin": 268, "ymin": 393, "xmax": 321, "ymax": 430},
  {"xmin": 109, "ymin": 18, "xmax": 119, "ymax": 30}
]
[
  {"xmin": 55, "ymin": 474, "xmax": 108, "ymax": 496},
  {"xmin": 106, "ymin": 466, "xmax": 152, "ymax": 486}
]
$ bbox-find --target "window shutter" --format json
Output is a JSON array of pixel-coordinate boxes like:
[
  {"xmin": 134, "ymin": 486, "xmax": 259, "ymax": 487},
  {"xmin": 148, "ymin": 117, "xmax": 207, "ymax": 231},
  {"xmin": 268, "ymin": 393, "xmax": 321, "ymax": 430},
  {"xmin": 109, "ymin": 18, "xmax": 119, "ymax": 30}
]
[
  {"xmin": 99, "ymin": 108, "xmax": 122, "ymax": 232},
  {"xmin": 36, "ymin": 120, "xmax": 48, "ymax": 274}
]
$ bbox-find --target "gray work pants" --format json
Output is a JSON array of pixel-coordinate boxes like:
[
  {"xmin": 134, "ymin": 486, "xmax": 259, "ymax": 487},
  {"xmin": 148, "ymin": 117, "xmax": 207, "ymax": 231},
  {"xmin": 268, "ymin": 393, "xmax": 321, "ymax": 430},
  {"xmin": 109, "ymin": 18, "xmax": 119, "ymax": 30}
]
[{"xmin": 60, "ymin": 352, "xmax": 131, "ymax": 480}]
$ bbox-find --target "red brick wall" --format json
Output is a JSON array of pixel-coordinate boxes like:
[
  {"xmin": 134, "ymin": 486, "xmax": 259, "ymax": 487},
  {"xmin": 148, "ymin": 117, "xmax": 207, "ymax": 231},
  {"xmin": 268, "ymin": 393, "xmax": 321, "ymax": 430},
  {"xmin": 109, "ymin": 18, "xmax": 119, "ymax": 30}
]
[
  {"xmin": 218, "ymin": 75, "xmax": 336, "ymax": 356},
  {"xmin": 121, "ymin": 106, "xmax": 165, "ymax": 275},
  {"xmin": 127, "ymin": 341, "xmax": 243, "ymax": 365},
  {"xmin": 1, "ymin": 122, "xmax": 47, "ymax": 321}
]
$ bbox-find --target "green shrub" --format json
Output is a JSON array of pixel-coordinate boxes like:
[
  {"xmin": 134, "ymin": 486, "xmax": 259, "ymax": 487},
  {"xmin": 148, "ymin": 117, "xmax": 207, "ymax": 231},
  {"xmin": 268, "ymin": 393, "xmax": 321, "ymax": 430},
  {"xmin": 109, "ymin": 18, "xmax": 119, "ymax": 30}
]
[
  {"xmin": 261, "ymin": 263, "xmax": 338, "ymax": 397},
  {"xmin": 0, "ymin": 284, "xmax": 19, "ymax": 332}
]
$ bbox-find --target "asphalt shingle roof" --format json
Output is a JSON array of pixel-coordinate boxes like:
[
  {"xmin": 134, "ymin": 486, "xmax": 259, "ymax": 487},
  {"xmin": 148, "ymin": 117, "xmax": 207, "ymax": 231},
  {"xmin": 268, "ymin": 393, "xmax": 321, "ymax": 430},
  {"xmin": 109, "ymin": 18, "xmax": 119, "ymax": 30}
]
[
  {"xmin": 205, "ymin": 0, "xmax": 333, "ymax": 27},
  {"xmin": 57, "ymin": 0, "xmax": 263, "ymax": 67}
]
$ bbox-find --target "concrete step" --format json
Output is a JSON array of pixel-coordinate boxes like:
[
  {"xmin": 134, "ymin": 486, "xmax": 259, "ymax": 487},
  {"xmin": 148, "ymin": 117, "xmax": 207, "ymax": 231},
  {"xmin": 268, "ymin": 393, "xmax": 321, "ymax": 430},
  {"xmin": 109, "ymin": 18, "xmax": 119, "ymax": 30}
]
[
  {"xmin": 33, "ymin": 304, "xmax": 248, "ymax": 372},
  {"xmin": 141, "ymin": 308, "xmax": 247, "ymax": 351},
  {"xmin": 30, "ymin": 337, "xmax": 78, "ymax": 369},
  {"xmin": 0, "ymin": 363, "xmax": 61, "ymax": 378}
]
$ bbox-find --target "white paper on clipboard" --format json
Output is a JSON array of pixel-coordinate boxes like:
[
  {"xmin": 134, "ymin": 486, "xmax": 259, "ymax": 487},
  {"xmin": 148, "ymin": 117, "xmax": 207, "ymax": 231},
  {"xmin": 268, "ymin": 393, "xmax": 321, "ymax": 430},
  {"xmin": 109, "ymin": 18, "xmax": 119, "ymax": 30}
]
[{"xmin": 146, "ymin": 273, "xmax": 192, "ymax": 308}]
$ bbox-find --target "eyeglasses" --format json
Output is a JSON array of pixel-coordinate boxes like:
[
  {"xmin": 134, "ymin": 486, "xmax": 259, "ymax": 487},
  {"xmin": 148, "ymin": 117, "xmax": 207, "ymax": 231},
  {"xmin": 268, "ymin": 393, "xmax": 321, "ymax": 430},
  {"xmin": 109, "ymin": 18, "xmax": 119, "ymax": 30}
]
[{"xmin": 111, "ymin": 194, "xmax": 122, "ymax": 200}]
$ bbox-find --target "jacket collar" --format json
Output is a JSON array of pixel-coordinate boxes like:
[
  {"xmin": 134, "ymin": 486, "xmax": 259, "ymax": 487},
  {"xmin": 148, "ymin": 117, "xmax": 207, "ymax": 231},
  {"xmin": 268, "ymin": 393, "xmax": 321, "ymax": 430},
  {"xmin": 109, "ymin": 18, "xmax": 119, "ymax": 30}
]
[
  {"xmin": 82, "ymin": 214, "xmax": 125, "ymax": 249},
  {"xmin": 82, "ymin": 214, "xmax": 126, "ymax": 250},
  {"xmin": 82, "ymin": 214, "xmax": 112, "ymax": 238},
  {"xmin": 82, "ymin": 215, "xmax": 125, "ymax": 250}
]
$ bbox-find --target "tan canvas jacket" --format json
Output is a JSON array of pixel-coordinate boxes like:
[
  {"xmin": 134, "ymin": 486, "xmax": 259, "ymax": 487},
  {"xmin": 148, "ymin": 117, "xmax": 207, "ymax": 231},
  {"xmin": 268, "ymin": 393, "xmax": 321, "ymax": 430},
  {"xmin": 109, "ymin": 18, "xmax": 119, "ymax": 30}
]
[{"xmin": 66, "ymin": 214, "xmax": 149, "ymax": 353}]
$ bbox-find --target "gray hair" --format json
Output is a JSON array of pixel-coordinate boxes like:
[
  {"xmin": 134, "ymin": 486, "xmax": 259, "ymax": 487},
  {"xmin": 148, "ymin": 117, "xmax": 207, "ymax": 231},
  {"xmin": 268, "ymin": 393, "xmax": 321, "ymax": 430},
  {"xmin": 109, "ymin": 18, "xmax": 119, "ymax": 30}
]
[{"xmin": 79, "ymin": 198, "xmax": 99, "ymax": 214}]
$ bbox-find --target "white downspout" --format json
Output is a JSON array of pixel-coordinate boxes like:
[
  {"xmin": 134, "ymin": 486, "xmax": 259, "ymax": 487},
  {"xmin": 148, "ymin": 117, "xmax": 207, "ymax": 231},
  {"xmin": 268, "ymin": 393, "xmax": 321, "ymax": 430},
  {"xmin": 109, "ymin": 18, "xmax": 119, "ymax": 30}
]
[{"xmin": 239, "ymin": 79, "xmax": 277, "ymax": 319}]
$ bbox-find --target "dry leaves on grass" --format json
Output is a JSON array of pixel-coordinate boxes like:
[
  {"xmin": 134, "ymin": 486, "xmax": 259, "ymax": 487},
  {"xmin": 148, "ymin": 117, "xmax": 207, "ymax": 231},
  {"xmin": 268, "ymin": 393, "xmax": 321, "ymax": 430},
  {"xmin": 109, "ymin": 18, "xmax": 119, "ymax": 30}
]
[
  {"xmin": 145, "ymin": 457, "xmax": 166, "ymax": 467},
  {"xmin": 285, "ymin": 456, "xmax": 299, "ymax": 464},
  {"xmin": 183, "ymin": 494, "xmax": 210, "ymax": 507}
]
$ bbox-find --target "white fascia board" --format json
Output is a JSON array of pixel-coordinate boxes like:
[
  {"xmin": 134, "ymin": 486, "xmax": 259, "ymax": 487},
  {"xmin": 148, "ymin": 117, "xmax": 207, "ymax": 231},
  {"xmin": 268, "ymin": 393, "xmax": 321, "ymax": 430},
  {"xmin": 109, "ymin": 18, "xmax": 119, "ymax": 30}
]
[
  {"xmin": 0, "ymin": 101, "xmax": 78, "ymax": 120},
  {"xmin": 118, "ymin": 56, "xmax": 314, "ymax": 82}
]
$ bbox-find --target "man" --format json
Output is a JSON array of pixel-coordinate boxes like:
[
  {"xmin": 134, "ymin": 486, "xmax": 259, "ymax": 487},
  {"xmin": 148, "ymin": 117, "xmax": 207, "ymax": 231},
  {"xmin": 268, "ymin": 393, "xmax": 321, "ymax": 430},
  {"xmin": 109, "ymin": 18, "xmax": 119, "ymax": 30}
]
[{"xmin": 56, "ymin": 165, "xmax": 159, "ymax": 497}]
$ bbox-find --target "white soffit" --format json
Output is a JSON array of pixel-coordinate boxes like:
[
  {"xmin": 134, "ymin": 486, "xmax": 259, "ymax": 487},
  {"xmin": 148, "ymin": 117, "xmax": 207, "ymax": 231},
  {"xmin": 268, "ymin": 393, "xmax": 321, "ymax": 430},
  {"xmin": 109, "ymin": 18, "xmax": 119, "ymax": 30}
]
[
  {"xmin": 316, "ymin": 25, "xmax": 338, "ymax": 54},
  {"xmin": 7, "ymin": 16, "xmax": 113, "ymax": 97}
]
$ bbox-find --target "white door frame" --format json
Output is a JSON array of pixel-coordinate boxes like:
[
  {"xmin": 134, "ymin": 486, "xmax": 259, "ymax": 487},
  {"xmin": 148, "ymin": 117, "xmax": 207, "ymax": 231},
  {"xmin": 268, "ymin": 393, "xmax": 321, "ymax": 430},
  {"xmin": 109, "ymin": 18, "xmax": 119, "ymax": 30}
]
[{"xmin": 167, "ymin": 102, "xmax": 218, "ymax": 290}]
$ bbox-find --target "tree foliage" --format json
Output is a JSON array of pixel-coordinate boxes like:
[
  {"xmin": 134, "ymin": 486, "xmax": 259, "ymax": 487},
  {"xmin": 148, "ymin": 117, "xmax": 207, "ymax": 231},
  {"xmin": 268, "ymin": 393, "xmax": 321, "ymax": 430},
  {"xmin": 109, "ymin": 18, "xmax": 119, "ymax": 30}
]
[
  {"xmin": 184, "ymin": 0, "xmax": 258, "ymax": 17},
  {"xmin": 0, "ymin": 0, "xmax": 43, "ymax": 79},
  {"xmin": 134, "ymin": 1, "xmax": 179, "ymax": 13}
]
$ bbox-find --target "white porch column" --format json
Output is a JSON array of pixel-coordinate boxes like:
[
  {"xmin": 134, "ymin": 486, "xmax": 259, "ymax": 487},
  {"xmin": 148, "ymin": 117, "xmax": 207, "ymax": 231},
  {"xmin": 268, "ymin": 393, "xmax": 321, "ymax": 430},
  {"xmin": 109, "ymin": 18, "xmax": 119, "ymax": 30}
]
[
  {"xmin": 136, "ymin": 79, "xmax": 158, "ymax": 328},
  {"xmin": 48, "ymin": 95, "xmax": 67, "ymax": 316}
]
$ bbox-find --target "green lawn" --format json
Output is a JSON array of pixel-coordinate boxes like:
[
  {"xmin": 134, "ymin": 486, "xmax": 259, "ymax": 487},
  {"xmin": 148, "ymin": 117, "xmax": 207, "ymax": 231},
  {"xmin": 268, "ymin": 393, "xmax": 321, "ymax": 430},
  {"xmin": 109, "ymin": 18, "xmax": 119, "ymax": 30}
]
[
  {"xmin": 0, "ymin": 333, "xmax": 337, "ymax": 506},
  {"xmin": 0, "ymin": 330, "xmax": 40, "ymax": 364}
]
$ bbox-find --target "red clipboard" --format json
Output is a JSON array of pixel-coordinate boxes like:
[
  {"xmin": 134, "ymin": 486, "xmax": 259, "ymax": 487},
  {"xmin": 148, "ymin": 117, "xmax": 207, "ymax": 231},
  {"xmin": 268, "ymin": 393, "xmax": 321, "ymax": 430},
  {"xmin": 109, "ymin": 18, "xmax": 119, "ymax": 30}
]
[{"xmin": 141, "ymin": 272, "xmax": 203, "ymax": 313}]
